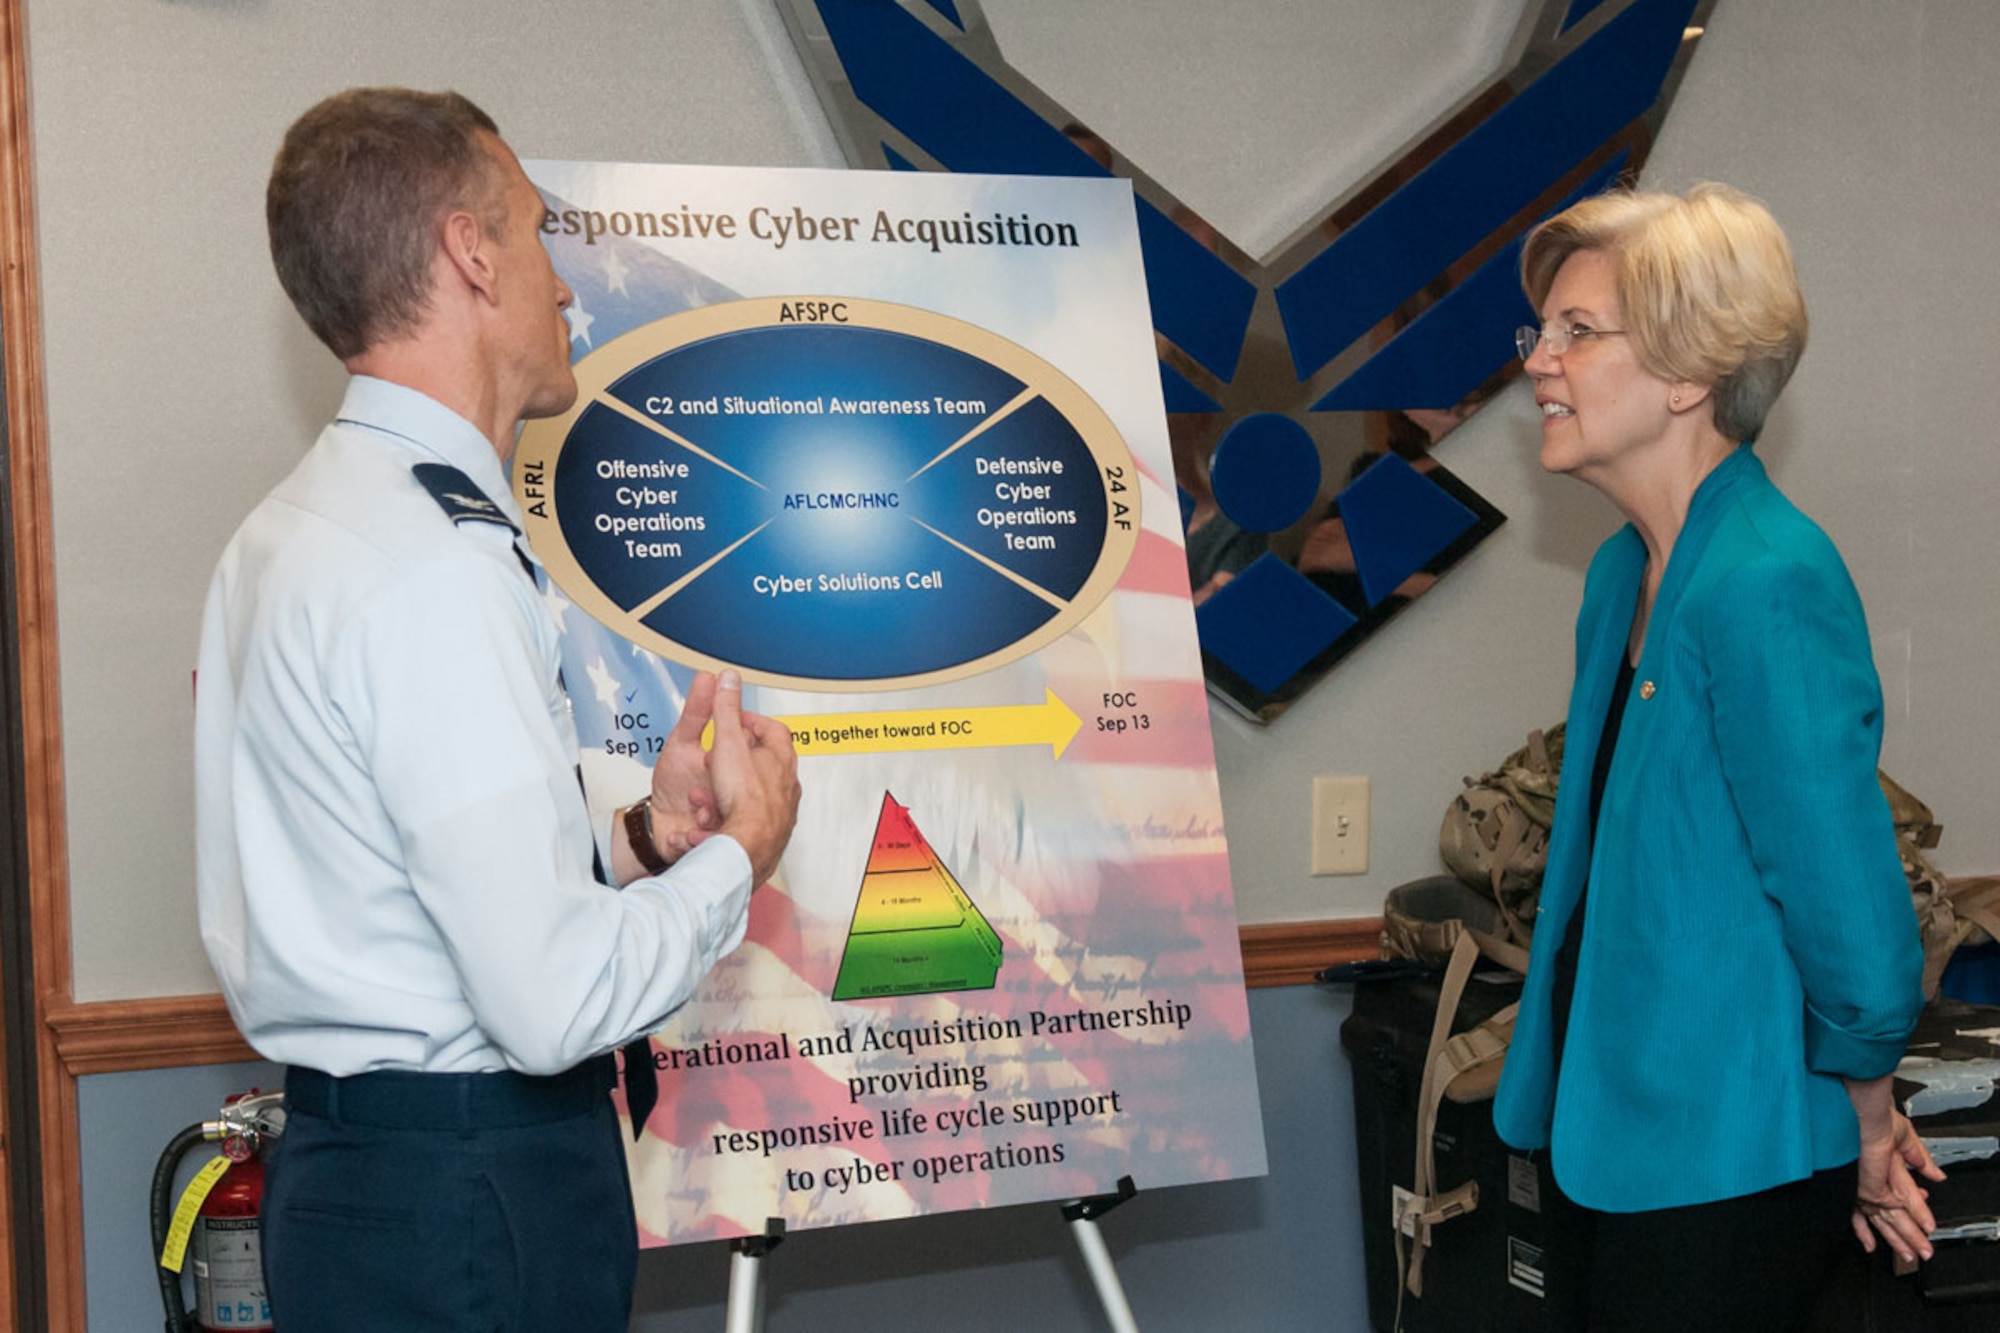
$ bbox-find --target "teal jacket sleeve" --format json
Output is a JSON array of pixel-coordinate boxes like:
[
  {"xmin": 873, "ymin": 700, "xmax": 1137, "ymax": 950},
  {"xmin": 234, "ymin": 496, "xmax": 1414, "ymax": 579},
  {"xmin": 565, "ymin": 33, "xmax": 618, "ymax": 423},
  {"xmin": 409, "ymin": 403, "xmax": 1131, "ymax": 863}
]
[{"xmin": 1701, "ymin": 543, "xmax": 1922, "ymax": 1080}]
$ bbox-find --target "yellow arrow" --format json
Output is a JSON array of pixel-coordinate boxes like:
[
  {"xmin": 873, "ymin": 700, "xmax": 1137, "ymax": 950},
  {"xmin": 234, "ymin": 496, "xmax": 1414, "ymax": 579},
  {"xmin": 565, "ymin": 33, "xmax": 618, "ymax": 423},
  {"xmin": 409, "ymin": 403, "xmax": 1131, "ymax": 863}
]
[{"xmin": 773, "ymin": 689, "xmax": 1084, "ymax": 760}]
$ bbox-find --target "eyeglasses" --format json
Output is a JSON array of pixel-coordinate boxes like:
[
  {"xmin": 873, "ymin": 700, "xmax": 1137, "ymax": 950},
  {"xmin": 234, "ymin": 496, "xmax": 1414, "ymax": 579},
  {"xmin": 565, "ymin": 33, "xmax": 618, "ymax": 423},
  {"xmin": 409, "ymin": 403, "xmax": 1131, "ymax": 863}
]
[{"xmin": 1515, "ymin": 322, "xmax": 1628, "ymax": 360}]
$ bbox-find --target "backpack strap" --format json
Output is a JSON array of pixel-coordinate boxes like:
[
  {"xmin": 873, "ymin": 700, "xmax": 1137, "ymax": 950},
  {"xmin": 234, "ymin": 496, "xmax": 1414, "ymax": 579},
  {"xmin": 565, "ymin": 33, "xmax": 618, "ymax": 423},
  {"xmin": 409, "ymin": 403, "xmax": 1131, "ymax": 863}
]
[
  {"xmin": 1471, "ymin": 925, "xmax": 1530, "ymax": 977},
  {"xmin": 1442, "ymin": 1004, "xmax": 1518, "ymax": 1104},
  {"xmin": 1396, "ymin": 927, "xmax": 1521, "ymax": 1303}
]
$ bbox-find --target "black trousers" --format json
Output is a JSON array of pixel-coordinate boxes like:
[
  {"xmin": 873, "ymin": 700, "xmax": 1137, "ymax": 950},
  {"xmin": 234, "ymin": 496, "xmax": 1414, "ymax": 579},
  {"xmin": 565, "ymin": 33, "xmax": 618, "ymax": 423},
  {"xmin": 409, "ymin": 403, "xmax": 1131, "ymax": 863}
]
[
  {"xmin": 1544, "ymin": 1160, "xmax": 1859, "ymax": 1332},
  {"xmin": 262, "ymin": 1058, "xmax": 638, "ymax": 1333}
]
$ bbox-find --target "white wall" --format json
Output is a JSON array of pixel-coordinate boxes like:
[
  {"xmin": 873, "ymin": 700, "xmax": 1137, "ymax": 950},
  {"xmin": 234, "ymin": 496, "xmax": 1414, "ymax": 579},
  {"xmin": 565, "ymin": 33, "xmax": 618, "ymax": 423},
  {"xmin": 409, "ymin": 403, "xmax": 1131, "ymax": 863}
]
[
  {"xmin": 981, "ymin": 0, "xmax": 1531, "ymax": 259},
  {"xmin": 27, "ymin": 0, "xmax": 845, "ymax": 1001},
  {"xmin": 26, "ymin": 0, "xmax": 2000, "ymax": 995}
]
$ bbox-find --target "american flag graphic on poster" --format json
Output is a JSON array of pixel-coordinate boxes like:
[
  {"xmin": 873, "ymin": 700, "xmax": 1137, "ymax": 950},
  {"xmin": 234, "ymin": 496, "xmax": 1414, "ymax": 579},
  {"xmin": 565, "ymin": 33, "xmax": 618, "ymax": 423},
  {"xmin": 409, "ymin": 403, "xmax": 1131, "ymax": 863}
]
[{"xmin": 516, "ymin": 159, "xmax": 1265, "ymax": 1244}]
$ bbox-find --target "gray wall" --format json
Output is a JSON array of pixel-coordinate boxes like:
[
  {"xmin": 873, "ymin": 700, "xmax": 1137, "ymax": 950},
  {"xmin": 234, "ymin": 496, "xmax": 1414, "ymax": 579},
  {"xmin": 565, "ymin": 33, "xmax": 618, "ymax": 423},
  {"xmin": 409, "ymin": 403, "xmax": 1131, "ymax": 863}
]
[{"xmin": 32, "ymin": 0, "xmax": 2000, "ymax": 1328}]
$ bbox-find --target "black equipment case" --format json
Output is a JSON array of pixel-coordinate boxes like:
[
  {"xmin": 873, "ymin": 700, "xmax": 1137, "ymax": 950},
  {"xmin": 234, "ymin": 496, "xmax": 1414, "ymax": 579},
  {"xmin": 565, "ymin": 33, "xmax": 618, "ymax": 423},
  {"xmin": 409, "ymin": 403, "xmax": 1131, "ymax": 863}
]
[
  {"xmin": 1339, "ymin": 966, "xmax": 1577, "ymax": 1332},
  {"xmin": 1340, "ymin": 974, "xmax": 2000, "ymax": 1332}
]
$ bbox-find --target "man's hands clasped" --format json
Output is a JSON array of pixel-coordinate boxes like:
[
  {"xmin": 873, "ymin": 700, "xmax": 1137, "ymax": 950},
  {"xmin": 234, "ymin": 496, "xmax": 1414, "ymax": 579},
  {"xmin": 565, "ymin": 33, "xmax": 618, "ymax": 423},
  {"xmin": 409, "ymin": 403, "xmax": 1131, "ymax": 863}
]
[{"xmin": 630, "ymin": 669, "xmax": 799, "ymax": 886}]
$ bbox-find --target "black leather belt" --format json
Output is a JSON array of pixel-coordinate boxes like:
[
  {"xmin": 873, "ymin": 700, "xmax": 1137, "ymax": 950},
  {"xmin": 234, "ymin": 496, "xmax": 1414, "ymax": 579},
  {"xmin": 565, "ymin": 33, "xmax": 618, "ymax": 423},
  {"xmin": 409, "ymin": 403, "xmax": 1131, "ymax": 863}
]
[{"xmin": 283, "ymin": 1053, "xmax": 616, "ymax": 1130}]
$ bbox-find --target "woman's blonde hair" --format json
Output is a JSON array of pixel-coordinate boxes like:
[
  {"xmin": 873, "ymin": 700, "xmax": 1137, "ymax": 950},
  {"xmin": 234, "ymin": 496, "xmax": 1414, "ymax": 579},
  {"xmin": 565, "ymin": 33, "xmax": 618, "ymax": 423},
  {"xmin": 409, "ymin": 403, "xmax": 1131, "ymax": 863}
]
[{"xmin": 1522, "ymin": 183, "xmax": 1807, "ymax": 443}]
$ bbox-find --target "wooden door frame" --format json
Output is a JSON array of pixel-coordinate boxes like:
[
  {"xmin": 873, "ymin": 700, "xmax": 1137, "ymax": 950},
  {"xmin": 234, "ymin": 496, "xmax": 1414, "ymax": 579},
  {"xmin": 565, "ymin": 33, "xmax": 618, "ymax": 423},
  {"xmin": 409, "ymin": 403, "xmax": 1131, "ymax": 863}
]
[{"xmin": 0, "ymin": 3, "xmax": 80, "ymax": 1329}]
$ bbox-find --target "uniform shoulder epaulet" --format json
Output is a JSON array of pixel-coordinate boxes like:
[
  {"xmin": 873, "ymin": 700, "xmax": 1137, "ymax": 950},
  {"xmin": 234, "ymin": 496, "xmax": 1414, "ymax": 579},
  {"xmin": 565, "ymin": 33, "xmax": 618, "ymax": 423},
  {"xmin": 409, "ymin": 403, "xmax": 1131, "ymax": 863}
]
[{"xmin": 411, "ymin": 462, "xmax": 520, "ymax": 536}]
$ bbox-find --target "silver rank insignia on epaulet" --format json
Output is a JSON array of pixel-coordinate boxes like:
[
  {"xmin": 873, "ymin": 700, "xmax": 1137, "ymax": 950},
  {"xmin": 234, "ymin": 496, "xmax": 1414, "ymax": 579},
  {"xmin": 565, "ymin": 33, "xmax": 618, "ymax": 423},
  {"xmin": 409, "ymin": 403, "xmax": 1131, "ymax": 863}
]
[{"xmin": 411, "ymin": 462, "xmax": 521, "ymax": 537}]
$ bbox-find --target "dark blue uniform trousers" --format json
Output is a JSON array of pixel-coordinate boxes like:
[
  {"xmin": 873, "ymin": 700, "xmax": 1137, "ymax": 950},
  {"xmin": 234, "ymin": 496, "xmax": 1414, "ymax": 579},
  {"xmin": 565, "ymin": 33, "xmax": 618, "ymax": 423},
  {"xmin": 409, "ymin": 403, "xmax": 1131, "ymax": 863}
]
[{"xmin": 262, "ymin": 1056, "xmax": 637, "ymax": 1332}]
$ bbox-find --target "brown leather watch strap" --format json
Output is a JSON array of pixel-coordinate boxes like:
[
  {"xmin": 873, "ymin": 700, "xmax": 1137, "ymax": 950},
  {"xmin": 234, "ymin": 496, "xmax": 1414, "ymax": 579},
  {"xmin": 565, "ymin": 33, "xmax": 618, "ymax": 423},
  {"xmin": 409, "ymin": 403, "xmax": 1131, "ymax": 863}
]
[{"xmin": 623, "ymin": 798, "xmax": 669, "ymax": 875}]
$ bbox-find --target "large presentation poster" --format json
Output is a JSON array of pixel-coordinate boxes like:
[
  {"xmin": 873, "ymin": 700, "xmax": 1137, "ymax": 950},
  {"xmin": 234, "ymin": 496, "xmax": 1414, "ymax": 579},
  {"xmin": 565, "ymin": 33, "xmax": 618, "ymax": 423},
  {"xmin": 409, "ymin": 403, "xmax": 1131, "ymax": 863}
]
[{"xmin": 518, "ymin": 160, "xmax": 1266, "ymax": 1245}]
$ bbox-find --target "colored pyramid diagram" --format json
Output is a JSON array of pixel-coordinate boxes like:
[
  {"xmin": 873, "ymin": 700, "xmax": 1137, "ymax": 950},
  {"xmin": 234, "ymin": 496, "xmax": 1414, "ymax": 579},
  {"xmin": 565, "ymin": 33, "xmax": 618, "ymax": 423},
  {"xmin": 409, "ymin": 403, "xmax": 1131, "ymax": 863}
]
[{"xmin": 831, "ymin": 793, "xmax": 1002, "ymax": 1001}]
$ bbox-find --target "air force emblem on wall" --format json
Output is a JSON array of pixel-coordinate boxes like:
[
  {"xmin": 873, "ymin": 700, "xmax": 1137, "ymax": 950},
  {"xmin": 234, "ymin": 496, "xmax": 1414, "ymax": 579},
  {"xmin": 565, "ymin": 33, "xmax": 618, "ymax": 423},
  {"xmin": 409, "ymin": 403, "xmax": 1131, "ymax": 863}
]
[{"xmin": 780, "ymin": 0, "xmax": 1716, "ymax": 719}]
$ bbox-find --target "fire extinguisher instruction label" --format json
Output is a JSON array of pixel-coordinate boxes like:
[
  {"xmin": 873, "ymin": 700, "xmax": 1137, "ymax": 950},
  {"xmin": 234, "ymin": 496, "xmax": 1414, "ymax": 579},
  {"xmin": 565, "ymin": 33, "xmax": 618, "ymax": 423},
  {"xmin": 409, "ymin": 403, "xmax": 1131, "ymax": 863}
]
[
  {"xmin": 159, "ymin": 1154, "xmax": 232, "ymax": 1272},
  {"xmin": 193, "ymin": 1216, "xmax": 272, "ymax": 1330}
]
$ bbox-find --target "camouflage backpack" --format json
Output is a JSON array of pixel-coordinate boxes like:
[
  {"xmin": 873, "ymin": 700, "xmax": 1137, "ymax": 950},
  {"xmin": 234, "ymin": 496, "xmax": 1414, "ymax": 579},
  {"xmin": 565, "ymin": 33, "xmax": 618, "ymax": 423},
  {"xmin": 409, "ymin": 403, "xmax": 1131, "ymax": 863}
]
[
  {"xmin": 1437, "ymin": 735, "xmax": 1987, "ymax": 993},
  {"xmin": 1881, "ymin": 771, "xmax": 2000, "ymax": 1000},
  {"xmin": 1437, "ymin": 725, "xmax": 1563, "ymax": 948},
  {"xmin": 1379, "ymin": 723, "xmax": 1564, "ymax": 1298}
]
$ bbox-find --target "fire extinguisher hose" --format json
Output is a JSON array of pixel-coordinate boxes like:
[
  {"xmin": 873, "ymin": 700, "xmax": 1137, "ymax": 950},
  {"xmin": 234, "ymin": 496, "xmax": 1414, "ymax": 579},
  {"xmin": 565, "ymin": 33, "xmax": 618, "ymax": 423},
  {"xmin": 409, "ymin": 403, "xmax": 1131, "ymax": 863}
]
[{"xmin": 150, "ymin": 1122, "xmax": 209, "ymax": 1333}]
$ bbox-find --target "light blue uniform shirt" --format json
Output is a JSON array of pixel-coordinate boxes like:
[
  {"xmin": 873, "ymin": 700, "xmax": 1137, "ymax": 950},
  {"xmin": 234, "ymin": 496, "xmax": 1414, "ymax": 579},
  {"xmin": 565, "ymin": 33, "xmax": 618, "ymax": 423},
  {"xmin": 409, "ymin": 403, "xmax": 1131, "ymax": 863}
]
[{"xmin": 195, "ymin": 376, "xmax": 752, "ymax": 1076}]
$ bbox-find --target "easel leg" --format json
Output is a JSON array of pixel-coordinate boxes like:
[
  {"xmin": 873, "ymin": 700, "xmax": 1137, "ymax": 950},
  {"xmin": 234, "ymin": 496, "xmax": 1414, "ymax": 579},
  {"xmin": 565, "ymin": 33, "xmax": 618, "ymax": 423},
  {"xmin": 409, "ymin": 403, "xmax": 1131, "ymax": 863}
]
[
  {"xmin": 1063, "ymin": 1176, "xmax": 1140, "ymax": 1333},
  {"xmin": 724, "ymin": 1218, "xmax": 785, "ymax": 1333}
]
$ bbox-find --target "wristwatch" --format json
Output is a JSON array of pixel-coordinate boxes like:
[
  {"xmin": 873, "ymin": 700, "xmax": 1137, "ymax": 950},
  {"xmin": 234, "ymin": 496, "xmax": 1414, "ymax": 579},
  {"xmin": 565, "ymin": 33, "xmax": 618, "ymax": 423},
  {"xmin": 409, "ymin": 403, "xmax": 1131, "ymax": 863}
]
[{"xmin": 623, "ymin": 797, "xmax": 670, "ymax": 875}]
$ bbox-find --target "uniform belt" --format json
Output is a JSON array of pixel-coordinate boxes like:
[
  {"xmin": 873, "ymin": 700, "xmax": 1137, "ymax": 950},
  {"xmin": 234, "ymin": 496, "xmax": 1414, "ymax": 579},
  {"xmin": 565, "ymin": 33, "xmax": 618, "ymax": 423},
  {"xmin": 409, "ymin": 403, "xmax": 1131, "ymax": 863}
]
[{"xmin": 283, "ymin": 1054, "xmax": 617, "ymax": 1130}]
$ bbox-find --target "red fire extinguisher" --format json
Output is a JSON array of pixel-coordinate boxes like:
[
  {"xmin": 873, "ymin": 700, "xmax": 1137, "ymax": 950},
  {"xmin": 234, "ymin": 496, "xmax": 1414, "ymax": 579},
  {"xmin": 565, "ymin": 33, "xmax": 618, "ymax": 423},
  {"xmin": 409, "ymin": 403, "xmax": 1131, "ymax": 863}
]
[{"xmin": 152, "ymin": 1089, "xmax": 285, "ymax": 1332}]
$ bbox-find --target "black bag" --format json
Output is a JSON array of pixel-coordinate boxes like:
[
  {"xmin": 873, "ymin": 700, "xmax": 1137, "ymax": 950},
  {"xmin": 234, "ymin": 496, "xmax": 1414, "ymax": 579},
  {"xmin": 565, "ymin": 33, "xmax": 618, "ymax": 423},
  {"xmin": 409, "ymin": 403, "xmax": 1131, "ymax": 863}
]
[{"xmin": 1341, "ymin": 968, "xmax": 1580, "ymax": 1331}]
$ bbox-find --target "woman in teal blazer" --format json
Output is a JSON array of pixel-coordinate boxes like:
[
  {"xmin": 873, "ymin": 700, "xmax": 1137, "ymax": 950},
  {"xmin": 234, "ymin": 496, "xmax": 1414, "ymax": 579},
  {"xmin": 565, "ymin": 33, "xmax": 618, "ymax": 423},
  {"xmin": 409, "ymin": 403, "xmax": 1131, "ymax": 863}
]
[{"xmin": 1490, "ymin": 184, "xmax": 1937, "ymax": 1331}]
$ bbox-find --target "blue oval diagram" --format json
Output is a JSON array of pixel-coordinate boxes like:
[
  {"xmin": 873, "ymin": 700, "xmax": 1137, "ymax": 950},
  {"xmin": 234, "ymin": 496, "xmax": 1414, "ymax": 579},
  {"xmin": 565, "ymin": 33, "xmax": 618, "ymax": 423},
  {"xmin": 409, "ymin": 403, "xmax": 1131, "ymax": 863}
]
[{"xmin": 516, "ymin": 298, "xmax": 1140, "ymax": 691}]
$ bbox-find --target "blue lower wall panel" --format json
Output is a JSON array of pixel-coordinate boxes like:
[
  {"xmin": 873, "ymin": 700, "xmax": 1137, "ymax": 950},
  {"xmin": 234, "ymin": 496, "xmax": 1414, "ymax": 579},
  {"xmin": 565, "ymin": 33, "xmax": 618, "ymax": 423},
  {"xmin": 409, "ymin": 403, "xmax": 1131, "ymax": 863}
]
[{"xmin": 78, "ymin": 987, "xmax": 1369, "ymax": 1331}]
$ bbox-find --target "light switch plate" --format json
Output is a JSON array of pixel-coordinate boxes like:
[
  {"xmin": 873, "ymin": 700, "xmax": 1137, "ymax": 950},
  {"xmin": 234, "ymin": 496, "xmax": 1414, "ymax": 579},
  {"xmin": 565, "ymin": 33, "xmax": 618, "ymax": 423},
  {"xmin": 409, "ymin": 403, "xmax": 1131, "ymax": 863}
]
[{"xmin": 1311, "ymin": 775, "xmax": 1370, "ymax": 875}]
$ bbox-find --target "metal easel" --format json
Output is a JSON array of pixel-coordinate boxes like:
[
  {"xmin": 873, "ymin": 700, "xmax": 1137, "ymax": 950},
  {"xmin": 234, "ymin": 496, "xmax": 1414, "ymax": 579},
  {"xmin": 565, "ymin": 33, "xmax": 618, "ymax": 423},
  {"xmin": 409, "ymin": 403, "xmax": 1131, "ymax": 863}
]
[
  {"xmin": 725, "ymin": 1218, "xmax": 786, "ymax": 1333},
  {"xmin": 1062, "ymin": 1175, "xmax": 1142, "ymax": 1332},
  {"xmin": 721, "ymin": 1177, "xmax": 1144, "ymax": 1331}
]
